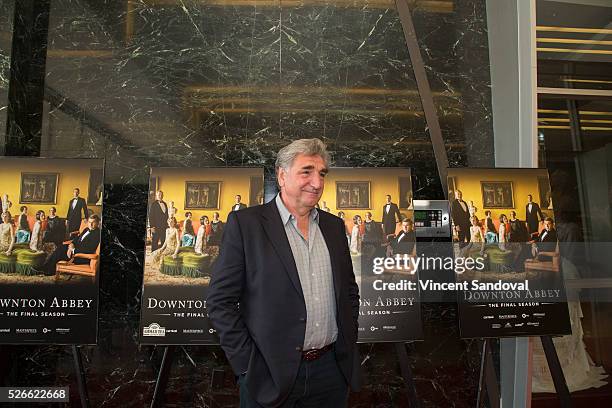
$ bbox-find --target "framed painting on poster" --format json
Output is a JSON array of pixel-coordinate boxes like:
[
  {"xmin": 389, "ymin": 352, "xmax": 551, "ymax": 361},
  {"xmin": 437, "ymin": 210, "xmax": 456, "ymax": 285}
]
[
  {"xmin": 19, "ymin": 172, "xmax": 59, "ymax": 204},
  {"xmin": 185, "ymin": 181, "xmax": 221, "ymax": 210},
  {"xmin": 481, "ymin": 181, "xmax": 514, "ymax": 209},
  {"xmin": 336, "ymin": 181, "xmax": 370, "ymax": 210}
]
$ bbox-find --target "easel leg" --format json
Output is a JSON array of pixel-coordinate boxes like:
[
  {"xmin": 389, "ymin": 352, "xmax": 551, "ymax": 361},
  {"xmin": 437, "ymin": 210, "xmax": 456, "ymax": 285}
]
[
  {"xmin": 71, "ymin": 345, "xmax": 90, "ymax": 408},
  {"xmin": 394, "ymin": 342, "xmax": 421, "ymax": 408},
  {"xmin": 476, "ymin": 340, "xmax": 487, "ymax": 408},
  {"xmin": 150, "ymin": 345, "xmax": 176, "ymax": 408},
  {"xmin": 476, "ymin": 339, "xmax": 500, "ymax": 408},
  {"xmin": 540, "ymin": 336, "xmax": 572, "ymax": 408}
]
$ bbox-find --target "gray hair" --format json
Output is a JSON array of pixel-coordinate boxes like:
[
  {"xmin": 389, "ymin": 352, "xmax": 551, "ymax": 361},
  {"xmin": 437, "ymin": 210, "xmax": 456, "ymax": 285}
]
[{"xmin": 275, "ymin": 138, "xmax": 331, "ymax": 171}]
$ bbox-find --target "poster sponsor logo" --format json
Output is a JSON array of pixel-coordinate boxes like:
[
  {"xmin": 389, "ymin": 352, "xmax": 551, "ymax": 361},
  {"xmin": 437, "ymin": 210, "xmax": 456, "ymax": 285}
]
[
  {"xmin": 143, "ymin": 323, "xmax": 166, "ymax": 337},
  {"xmin": 498, "ymin": 315, "xmax": 517, "ymax": 320},
  {"xmin": 0, "ymin": 328, "xmax": 10, "ymax": 333},
  {"xmin": 182, "ymin": 329, "xmax": 204, "ymax": 334},
  {"xmin": 15, "ymin": 328, "xmax": 37, "ymax": 334}
]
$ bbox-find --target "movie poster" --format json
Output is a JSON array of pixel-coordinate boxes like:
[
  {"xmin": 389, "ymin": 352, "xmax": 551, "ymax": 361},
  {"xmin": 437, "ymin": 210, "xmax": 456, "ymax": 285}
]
[
  {"xmin": 0, "ymin": 158, "xmax": 103, "ymax": 344},
  {"xmin": 447, "ymin": 168, "xmax": 571, "ymax": 338},
  {"xmin": 139, "ymin": 167, "xmax": 264, "ymax": 344},
  {"xmin": 320, "ymin": 167, "xmax": 422, "ymax": 342}
]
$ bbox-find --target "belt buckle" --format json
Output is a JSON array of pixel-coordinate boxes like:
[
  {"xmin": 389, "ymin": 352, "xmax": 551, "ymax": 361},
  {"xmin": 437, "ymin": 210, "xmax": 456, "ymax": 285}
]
[{"xmin": 302, "ymin": 349, "xmax": 320, "ymax": 361}]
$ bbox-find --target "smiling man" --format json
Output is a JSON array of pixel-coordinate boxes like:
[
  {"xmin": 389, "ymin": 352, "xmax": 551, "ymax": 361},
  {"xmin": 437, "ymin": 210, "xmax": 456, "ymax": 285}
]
[{"xmin": 207, "ymin": 138, "xmax": 360, "ymax": 408}]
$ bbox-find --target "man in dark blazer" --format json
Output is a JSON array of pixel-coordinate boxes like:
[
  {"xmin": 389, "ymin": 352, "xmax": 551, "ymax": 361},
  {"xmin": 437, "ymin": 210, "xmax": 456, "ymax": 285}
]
[
  {"xmin": 537, "ymin": 218, "xmax": 558, "ymax": 251},
  {"xmin": 230, "ymin": 194, "xmax": 248, "ymax": 212},
  {"xmin": 207, "ymin": 139, "xmax": 360, "ymax": 408},
  {"xmin": 388, "ymin": 219, "xmax": 416, "ymax": 256},
  {"xmin": 450, "ymin": 190, "xmax": 471, "ymax": 243},
  {"xmin": 42, "ymin": 214, "xmax": 101, "ymax": 275},
  {"xmin": 149, "ymin": 190, "xmax": 169, "ymax": 251},
  {"xmin": 525, "ymin": 194, "xmax": 545, "ymax": 235},
  {"xmin": 66, "ymin": 188, "xmax": 88, "ymax": 234},
  {"xmin": 382, "ymin": 194, "xmax": 402, "ymax": 236}
]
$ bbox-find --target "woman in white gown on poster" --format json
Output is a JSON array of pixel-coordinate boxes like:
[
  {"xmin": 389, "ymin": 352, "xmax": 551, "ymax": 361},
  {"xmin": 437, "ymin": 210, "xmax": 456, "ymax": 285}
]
[
  {"xmin": 151, "ymin": 217, "xmax": 180, "ymax": 269},
  {"xmin": 350, "ymin": 215, "xmax": 362, "ymax": 254},
  {"xmin": 29, "ymin": 210, "xmax": 46, "ymax": 252}
]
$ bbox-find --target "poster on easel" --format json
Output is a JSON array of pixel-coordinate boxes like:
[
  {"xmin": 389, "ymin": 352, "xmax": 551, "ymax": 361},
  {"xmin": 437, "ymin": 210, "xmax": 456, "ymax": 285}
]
[
  {"xmin": 318, "ymin": 167, "xmax": 422, "ymax": 342},
  {"xmin": 447, "ymin": 168, "xmax": 571, "ymax": 338},
  {"xmin": 0, "ymin": 157, "xmax": 103, "ymax": 344},
  {"xmin": 139, "ymin": 167, "xmax": 264, "ymax": 345}
]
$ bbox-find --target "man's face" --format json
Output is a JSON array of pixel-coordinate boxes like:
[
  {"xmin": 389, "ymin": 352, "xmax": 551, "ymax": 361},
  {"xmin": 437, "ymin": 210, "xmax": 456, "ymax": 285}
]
[
  {"xmin": 88, "ymin": 218, "xmax": 99, "ymax": 230},
  {"xmin": 73, "ymin": 189, "xmax": 80, "ymax": 198},
  {"xmin": 235, "ymin": 195, "xmax": 241, "ymax": 204},
  {"xmin": 544, "ymin": 220, "xmax": 553, "ymax": 231},
  {"xmin": 527, "ymin": 195, "xmax": 532, "ymax": 203},
  {"xmin": 386, "ymin": 195, "xmax": 391, "ymax": 203},
  {"xmin": 156, "ymin": 191, "xmax": 164, "ymax": 201},
  {"xmin": 278, "ymin": 154, "xmax": 327, "ymax": 211},
  {"xmin": 401, "ymin": 221, "xmax": 411, "ymax": 233}
]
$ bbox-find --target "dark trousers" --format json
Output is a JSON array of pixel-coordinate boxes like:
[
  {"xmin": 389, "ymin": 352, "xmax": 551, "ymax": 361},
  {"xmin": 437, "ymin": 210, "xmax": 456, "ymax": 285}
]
[
  {"xmin": 458, "ymin": 223, "xmax": 471, "ymax": 243},
  {"xmin": 239, "ymin": 349, "xmax": 348, "ymax": 408},
  {"xmin": 151, "ymin": 227, "xmax": 166, "ymax": 251},
  {"xmin": 43, "ymin": 244, "xmax": 89, "ymax": 275}
]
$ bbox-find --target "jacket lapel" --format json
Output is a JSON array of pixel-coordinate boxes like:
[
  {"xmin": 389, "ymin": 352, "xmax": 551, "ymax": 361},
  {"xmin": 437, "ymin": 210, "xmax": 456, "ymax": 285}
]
[
  {"xmin": 317, "ymin": 212, "xmax": 342, "ymax": 299},
  {"xmin": 260, "ymin": 201, "xmax": 304, "ymax": 300}
]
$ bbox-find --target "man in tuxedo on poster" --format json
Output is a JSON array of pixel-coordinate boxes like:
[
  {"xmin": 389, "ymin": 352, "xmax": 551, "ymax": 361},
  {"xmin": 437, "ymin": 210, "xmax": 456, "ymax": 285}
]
[
  {"xmin": 66, "ymin": 188, "xmax": 88, "ymax": 234},
  {"xmin": 231, "ymin": 194, "xmax": 248, "ymax": 212},
  {"xmin": 526, "ymin": 194, "xmax": 545, "ymax": 235},
  {"xmin": 149, "ymin": 190, "xmax": 169, "ymax": 251},
  {"xmin": 450, "ymin": 190, "xmax": 471, "ymax": 243},
  {"xmin": 381, "ymin": 194, "xmax": 401, "ymax": 236},
  {"xmin": 43, "ymin": 214, "xmax": 101, "ymax": 274},
  {"xmin": 207, "ymin": 138, "xmax": 360, "ymax": 408}
]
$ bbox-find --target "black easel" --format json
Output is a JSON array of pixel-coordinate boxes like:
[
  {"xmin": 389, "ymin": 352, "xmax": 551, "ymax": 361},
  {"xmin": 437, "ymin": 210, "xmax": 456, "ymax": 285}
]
[
  {"xmin": 71, "ymin": 345, "xmax": 90, "ymax": 408},
  {"xmin": 476, "ymin": 337, "xmax": 572, "ymax": 408},
  {"xmin": 394, "ymin": 342, "xmax": 421, "ymax": 408},
  {"xmin": 540, "ymin": 335, "xmax": 572, "ymax": 408},
  {"xmin": 150, "ymin": 345, "xmax": 177, "ymax": 408},
  {"xmin": 476, "ymin": 339, "xmax": 499, "ymax": 408}
]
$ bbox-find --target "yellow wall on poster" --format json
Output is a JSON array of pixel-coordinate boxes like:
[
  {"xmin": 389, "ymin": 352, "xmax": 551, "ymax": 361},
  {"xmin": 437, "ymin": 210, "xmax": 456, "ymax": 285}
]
[
  {"xmin": 319, "ymin": 167, "xmax": 412, "ymax": 223},
  {"xmin": 448, "ymin": 168, "xmax": 553, "ymax": 221},
  {"xmin": 0, "ymin": 158, "xmax": 103, "ymax": 217},
  {"xmin": 152, "ymin": 167, "xmax": 263, "ymax": 221}
]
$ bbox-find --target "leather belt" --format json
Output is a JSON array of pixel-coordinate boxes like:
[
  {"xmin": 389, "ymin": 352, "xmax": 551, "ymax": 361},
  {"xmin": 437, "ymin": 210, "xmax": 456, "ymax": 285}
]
[{"xmin": 301, "ymin": 343, "xmax": 334, "ymax": 361}]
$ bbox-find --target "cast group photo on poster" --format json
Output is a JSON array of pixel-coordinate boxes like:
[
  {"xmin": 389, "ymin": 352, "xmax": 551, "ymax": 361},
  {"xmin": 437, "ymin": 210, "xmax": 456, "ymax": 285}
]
[
  {"xmin": 0, "ymin": 158, "xmax": 103, "ymax": 345},
  {"xmin": 319, "ymin": 168, "xmax": 422, "ymax": 342},
  {"xmin": 139, "ymin": 167, "xmax": 264, "ymax": 345},
  {"xmin": 447, "ymin": 168, "xmax": 571, "ymax": 338}
]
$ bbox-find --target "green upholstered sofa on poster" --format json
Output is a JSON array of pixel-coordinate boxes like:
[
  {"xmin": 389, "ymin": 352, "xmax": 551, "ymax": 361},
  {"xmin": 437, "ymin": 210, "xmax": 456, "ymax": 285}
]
[
  {"xmin": 0, "ymin": 243, "xmax": 46, "ymax": 275},
  {"xmin": 160, "ymin": 246, "xmax": 214, "ymax": 278}
]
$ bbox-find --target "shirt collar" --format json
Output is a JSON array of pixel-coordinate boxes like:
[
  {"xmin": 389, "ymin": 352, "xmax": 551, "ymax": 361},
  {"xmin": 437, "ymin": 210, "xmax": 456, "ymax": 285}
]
[{"xmin": 275, "ymin": 193, "xmax": 319, "ymax": 225}]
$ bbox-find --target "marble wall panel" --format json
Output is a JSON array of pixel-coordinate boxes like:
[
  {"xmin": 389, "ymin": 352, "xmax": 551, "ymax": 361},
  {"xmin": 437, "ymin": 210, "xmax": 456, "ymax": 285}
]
[{"xmin": 0, "ymin": 0, "xmax": 14, "ymax": 154}]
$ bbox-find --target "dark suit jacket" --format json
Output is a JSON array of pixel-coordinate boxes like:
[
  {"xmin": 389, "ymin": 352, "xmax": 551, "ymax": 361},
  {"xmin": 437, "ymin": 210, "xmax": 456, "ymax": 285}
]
[
  {"xmin": 149, "ymin": 200, "xmax": 169, "ymax": 229},
  {"xmin": 526, "ymin": 202, "xmax": 544, "ymax": 233},
  {"xmin": 363, "ymin": 220, "xmax": 383, "ymax": 245},
  {"xmin": 66, "ymin": 197, "xmax": 88, "ymax": 231},
  {"xmin": 73, "ymin": 227, "xmax": 101, "ymax": 253},
  {"xmin": 207, "ymin": 200, "xmax": 360, "ymax": 407},
  {"xmin": 231, "ymin": 203, "xmax": 247, "ymax": 211},
  {"xmin": 538, "ymin": 228, "xmax": 558, "ymax": 252},
  {"xmin": 450, "ymin": 199, "xmax": 471, "ymax": 230},
  {"xmin": 382, "ymin": 202, "xmax": 401, "ymax": 235},
  {"xmin": 390, "ymin": 230, "xmax": 416, "ymax": 255}
]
